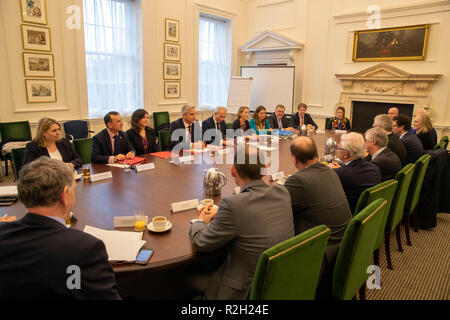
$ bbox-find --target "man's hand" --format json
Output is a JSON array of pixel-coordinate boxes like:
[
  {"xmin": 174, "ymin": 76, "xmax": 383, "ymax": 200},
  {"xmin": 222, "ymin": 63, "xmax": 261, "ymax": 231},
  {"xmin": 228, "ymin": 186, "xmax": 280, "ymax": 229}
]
[
  {"xmin": 126, "ymin": 152, "xmax": 135, "ymax": 159},
  {"xmin": 114, "ymin": 154, "xmax": 126, "ymax": 162},
  {"xmin": 197, "ymin": 205, "xmax": 218, "ymax": 224},
  {"xmin": 0, "ymin": 214, "xmax": 16, "ymax": 222},
  {"xmin": 327, "ymin": 162, "xmax": 341, "ymax": 169}
]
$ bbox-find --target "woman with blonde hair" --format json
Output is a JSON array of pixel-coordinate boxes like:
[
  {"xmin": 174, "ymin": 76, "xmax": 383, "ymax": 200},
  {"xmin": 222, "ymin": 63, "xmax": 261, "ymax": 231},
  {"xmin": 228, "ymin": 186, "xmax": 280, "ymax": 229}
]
[
  {"xmin": 24, "ymin": 118, "xmax": 82, "ymax": 168},
  {"xmin": 327, "ymin": 106, "xmax": 351, "ymax": 131},
  {"xmin": 249, "ymin": 105, "xmax": 272, "ymax": 135},
  {"xmin": 413, "ymin": 113, "xmax": 435, "ymax": 150},
  {"xmin": 231, "ymin": 106, "xmax": 251, "ymax": 135}
]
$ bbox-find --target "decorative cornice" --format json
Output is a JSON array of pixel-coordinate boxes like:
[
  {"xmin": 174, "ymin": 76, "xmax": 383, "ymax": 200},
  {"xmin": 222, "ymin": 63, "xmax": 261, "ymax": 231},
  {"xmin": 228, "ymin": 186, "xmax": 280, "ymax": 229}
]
[{"xmin": 240, "ymin": 30, "xmax": 303, "ymax": 52}]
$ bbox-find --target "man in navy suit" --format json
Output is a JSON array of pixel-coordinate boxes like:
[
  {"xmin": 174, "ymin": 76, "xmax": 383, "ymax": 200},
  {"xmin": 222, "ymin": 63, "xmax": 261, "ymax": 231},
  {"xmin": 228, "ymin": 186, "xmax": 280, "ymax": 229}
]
[
  {"xmin": 291, "ymin": 103, "xmax": 318, "ymax": 130},
  {"xmin": 169, "ymin": 105, "xmax": 205, "ymax": 151},
  {"xmin": 328, "ymin": 132, "xmax": 382, "ymax": 213},
  {"xmin": 393, "ymin": 114, "xmax": 424, "ymax": 164},
  {"xmin": 268, "ymin": 104, "xmax": 292, "ymax": 130},
  {"xmin": 91, "ymin": 111, "xmax": 135, "ymax": 164},
  {"xmin": 202, "ymin": 106, "xmax": 228, "ymax": 146},
  {"xmin": 373, "ymin": 114, "xmax": 407, "ymax": 166},
  {"xmin": 0, "ymin": 157, "xmax": 121, "ymax": 300}
]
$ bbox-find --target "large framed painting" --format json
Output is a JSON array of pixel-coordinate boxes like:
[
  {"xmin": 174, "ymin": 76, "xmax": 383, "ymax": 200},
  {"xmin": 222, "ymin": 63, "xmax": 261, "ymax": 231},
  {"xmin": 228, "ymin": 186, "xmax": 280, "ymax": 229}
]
[
  {"xmin": 353, "ymin": 24, "xmax": 430, "ymax": 62},
  {"xmin": 163, "ymin": 62, "xmax": 181, "ymax": 80},
  {"xmin": 21, "ymin": 24, "xmax": 52, "ymax": 52},
  {"xmin": 165, "ymin": 18, "xmax": 179, "ymax": 43},
  {"xmin": 25, "ymin": 79, "xmax": 57, "ymax": 103},
  {"xmin": 20, "ymin": 0, "xmax": 48, "ymax": 25},
  {"xmin": 23, "ymin": 52, "xmax": 54, "ymax": 77}
]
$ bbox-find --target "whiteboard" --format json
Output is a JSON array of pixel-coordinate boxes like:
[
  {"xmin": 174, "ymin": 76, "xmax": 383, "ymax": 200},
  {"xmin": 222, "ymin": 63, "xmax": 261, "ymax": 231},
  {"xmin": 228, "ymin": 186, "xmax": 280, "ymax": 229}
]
[
  {"xmin": 226, "ymin": 77, "xmax": 254, "ymax": 113},
  {"xmin": 241, "ymin": 66, "xmax": 295, "ymax": 113}
]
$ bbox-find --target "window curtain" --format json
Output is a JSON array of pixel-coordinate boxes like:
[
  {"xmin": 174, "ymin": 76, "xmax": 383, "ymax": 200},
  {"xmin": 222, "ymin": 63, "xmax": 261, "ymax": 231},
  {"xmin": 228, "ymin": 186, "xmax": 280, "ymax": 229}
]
[
  {"xmin": 198, "ymin": 16, "xmax": 231, "ymax": 109},
  {"xmin": 83, "ymin": 0, "xmax": 142, "ymax": 118}
]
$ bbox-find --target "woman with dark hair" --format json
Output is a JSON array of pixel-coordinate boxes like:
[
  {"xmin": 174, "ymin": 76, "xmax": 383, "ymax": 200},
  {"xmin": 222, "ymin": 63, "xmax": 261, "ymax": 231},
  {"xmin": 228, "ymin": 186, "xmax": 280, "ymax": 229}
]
[
  {"xmin": 126, "ymin": 109, "xmax": 159, "ymax": 155},
  {"xmin": 328, "ymin": 106, "xmax": 351, "ymax": 131},
  {"xmin": 249, "ymin": 105, "xmax": 272, "ymax": 135},
  {"xmin": 231, "ymin": 106, "xmax": 251, "ymax": 135}
]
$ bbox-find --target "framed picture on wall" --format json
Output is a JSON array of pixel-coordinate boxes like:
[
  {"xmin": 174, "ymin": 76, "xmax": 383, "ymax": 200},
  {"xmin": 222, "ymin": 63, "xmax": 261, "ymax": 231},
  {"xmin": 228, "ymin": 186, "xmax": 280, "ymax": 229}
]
[
  {"xmin": 353, "ymin": 24, "xmax": 430, "ymax": 62},
  {"xmin": 20, "ymin": 0, "xmax": 48, "ymax": 25},
  {"xmin": 25, "ymin": 79, "xmax": 57, "ymax": 103},
  {"xmin": 164, "ymin": 43, "xmax": 181, "ymax": 61},
  {"xmin": 163, "ymin": 62, "xmax": 181, "ymax": 80},
  {"xmin": 21, "ymin": 24, "xmax": 52, "ymax": 52},
  {"xmin": 23, "ymin": 52, "xmax": 54, "ymax": 77},
  {"xmin": 164, "ymin": 81, "xmax": 181, "ymax": 99},
  {"xmin": 165, "ymin": 18, "xmax": 179, "ymax": 43}
]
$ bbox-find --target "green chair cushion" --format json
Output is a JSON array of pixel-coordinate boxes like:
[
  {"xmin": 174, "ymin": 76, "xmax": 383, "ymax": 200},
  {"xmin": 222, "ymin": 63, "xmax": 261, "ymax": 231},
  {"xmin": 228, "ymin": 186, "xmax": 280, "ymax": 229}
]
[
  {"xmin": 11, "ymin": 147, "xmax": 26, "ymax": 181},
  {"xmin": 73, "ymin": 138, "xmax": 92, "ymax": 165},
  {"xmin": 404, "ymin": 154, "xmax": 431, "ymax": 215}
]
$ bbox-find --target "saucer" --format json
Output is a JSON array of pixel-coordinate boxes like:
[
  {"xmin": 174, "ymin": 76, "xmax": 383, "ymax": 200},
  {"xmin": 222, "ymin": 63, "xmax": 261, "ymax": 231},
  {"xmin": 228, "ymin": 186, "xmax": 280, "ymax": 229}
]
[
  {"xmin": 147, "ymin": 221, "xmax": 172, "ymax": 232},
  {"xmin": 197, "ymin": 204, "xmax": 219, "ymax": 211}
]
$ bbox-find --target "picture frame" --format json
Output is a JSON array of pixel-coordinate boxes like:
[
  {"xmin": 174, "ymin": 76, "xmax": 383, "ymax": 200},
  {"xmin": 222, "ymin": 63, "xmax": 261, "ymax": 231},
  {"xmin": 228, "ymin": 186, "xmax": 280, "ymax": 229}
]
[
  {"xmin": 163, "ymin": 62, "xmax": 181, "ymax": 80},
  {"xmin": 165, "ymin": 18, "xmax": 179, "ymax": 43},
  {"xmin": 164, "ymin": 42, "xmax": 181, "ymax": 62},
  {"xmin": 20, "ymin": 0, "xmax": 48, "ymax": 25},
  {"xmin": 353, "ymin": 24, "xmax": 430, "ymax": 62},
  {"xmin": 25, "ymin": 79, "xmax": 57, "ymax": 103},
  {"xmin": 164, "ymin": 81, "xmax": 181, "ymax": 99},
  {"xmin": 23, "ymin": 52, "xmax": 54, "ymax": 77},
  {"xmin": 21, "ymin": 24, "xmax": 52, "ymax": 52}
]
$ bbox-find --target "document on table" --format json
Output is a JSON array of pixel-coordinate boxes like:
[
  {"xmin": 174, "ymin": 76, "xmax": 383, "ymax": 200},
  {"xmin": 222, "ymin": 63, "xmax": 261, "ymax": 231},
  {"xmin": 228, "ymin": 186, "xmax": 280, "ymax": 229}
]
[
  {"xmin": 83, "ymin": 225, "xmax": 146, "ymax": 262},
  {"xmin": 0, "ymin": 186, "xmax": 18, "ymax": 197}
]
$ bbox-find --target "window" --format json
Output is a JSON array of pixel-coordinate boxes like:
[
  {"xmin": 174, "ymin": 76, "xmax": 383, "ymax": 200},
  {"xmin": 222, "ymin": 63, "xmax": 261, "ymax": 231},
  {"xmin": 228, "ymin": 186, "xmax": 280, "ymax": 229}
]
[
  {"xmin": 198, "ymin": 15, "xmax": 231, "ymax": 109},
  {"xmin": 83, "ymin": 0, "xmax": 143, "ymax": 118}
]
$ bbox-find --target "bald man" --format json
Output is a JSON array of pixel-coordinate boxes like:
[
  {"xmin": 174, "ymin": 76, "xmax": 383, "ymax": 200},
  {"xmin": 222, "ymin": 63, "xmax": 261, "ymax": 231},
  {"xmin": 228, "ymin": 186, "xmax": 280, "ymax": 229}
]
[
  {"xmin": 202, "ymin": 107, "xmax": 228, "ymax": 145},
  {"xmin": 388, "ymin": 107, "xmax": 399, "ymax": 120}
]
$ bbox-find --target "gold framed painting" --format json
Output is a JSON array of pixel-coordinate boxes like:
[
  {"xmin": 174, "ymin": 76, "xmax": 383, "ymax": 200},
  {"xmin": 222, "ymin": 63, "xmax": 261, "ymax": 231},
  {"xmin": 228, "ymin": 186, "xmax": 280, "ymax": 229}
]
[
  {"xmin": 163, "ymin": 62, "xmax": 181, "ymax": 80},
  {"xmin": 164, "ymin": 81, "xmax": 181, "ymax": 99},
  {"xmin": 353, "ymin": 24, "xmax": 430, "ymax": 62},
  {"xmin": 25, "ymin": 79, "xmax": 57, "ymax": 103},
  {"xmin": 20, "ymin": 0, "xmax": 48, "ymax": 25},
  {"xmin": 21, "ymin": 24, "xmax": 52, "ymax": 52},
  {"xmin": 165, "ymin": 18, "xmax": 179, "ymax": 43},
  {"xmin": 23, "ymin": 52, "xmax": 54, "ymax": 77},
  {"xmin": 164, "ymin": 42, "xmax": 181, "ymax": 62}
]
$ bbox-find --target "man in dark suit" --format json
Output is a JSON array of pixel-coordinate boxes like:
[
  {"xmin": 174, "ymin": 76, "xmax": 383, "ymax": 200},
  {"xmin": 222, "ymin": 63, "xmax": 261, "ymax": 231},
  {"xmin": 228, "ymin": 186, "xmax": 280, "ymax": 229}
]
[
  {"xmin": 328, "ymin": 132, "xmax": 382, "ymax": 213},
  {"xmin": 373, "ymin": 114, "xmax": 407, "ymax": 166},
  {"xmin": 291, "ymin": 103, "xmax": 318, "ymax": 130},
  {"xmin": 364, "ymin": 127, "xmax": 402, "ymax": 181},
  {"xmin": 0, "ymin": 157, "xmax": 121, "ymax": 300},
  {"xmin": 91, "ymin": 111, "xmax": 135, "ymax": 164},
  {"xmin": 169, "ymin": 105, "xmax": 205, "ymax": 151},
  {"xmin": 201, "ymin": 106, "xmax": 228, "ymax": 146},
  {"xmin": 268, "ymin": 104, "xmax": 292, "ymax": 130},
  {"xmin": 189, "ymin": 147, "xmax": 294, "ymax": 300},
  {"xmin": 393, "ymin": 114, "xmax": 424, "ymax": 164}
]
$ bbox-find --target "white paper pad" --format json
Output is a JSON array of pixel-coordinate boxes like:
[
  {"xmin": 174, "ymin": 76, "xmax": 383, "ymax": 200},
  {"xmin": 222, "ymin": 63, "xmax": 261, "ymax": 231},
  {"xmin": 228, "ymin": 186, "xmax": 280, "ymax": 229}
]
[
  {"xmin": 83, "ymin": 225, "xmax": 146, "ymax": 262},
  {"xmin": 0, "ymin": 186, "xmax": 18, "ymax": 197},
  {"xmin": 106, "ymin": 164, "xmax": 131, "ymax": 168},
  {"xmin": 258, "ymin": 146, "xmax": 277, "ymax": 151}
]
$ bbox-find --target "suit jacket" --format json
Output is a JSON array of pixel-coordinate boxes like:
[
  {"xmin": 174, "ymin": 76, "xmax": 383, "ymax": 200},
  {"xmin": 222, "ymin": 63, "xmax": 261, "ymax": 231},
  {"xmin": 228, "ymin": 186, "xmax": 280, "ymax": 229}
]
[
  {"xmin": 0, "ymin": 213, "xmax": 121, "ymax": 300},
  {"xmin": 291, "ymin": 113, "xmax": 318, "ymax": 130},
  {"xmin": 334, "ymin": 159, "xmax": 382, "ymax": 213},
  {"xmin": 267, "ymin": 114, "xmax": 290, "ymax": 129},
  {"xmin": 231, "ymin": 119, "xmax": 251, "ymax": 136},
  {"xmin": 411, "ymin": 128, "xmax": 437, "ymax": 146},
  {"xmin": 169, "ymin": 118, "xmax": 202, "ymax": 151},
  {"xmin": 417, "ymin": 131, "xmax": 435, "ymax": 151},
  {"xmin": 91, "ymin": 129, "xmax": 135, "ymax": 164},
  {"xmin": 400, "ymin": 131, "xmax": 424, "ymax": 164},
  {"xmin": 387, "ymin": 133, "xmax": 407, "ymax": 166},
  {"xmin": 126, "ymin": 127, "xmax": 159, "ymax": 155},
  {"xmin": 24, "ymin": 139, "xmax": 82, "ymax": 169},
  {"xmin": 202, "ymin": 116, "xmax": 227, "ymax": 145},
  {"xmin": 365, "ymin": 148, "xmax": 402, "ymax": 181},
  {"xmin": 284, "ymin": 162, "xmax": 352, "ymax": 269},
  {"xmin": 190, "ymin": 180, "xmax": 294, "ymax": 300}
]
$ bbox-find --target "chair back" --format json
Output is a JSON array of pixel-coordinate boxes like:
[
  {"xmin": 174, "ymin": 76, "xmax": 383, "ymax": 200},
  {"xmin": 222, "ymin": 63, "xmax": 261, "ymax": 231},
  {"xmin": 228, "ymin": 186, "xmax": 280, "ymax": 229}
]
[
  {"xmin": 153, "ymin": 112, "xmax": 170, "ymax": 134},
  {"xmin": 440, "ymin": 135, "xmax": 448, "ymax": 149},
  {"xmin": 404, "ymin": 154, "xmax": 431, "ymax": 216},
  {"xmin": 325, "ymin": 117, "xmax": 332, "ymax": 130},
  {"xmin": 249, "ymin": 225, "xmax": 330, "ymax": 300},
  {"xmin": 385, "ymin": 164, "xmax": 415, "ymax": 233},
  {"xmin": 11, "ymin": 147, "xmax": 26, "ymax": 180},
  {"xmin": 0, "ymin": 121, "xmax": 31, "ymax": 142},
  {"xmin": 332, "ymin": 198, "xmax": 388, "ymax": 300},
  {"xmin": 226, "ymin": 123, "xmax": 232, "ymax": 129},
  {"xmin": 63, "ymin": 120, "xmax": 92, "ymax": 140},
  {"xmin": 432, "ymin": 143, "xmax": 442, "ymax": 150},
  {"xmin": 158, "ymin": 130, "xmax": 170, "ymax": 151},
  {"xmin": 73, "ymin": 138, "xmax": 92, "ymax": 164}
]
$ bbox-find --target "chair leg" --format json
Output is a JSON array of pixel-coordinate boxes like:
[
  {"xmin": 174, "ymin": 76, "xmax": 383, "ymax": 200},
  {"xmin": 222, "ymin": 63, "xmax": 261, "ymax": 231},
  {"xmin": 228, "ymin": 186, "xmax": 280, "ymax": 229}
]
[
  {"xmin": 374, "ymin": 248, "xmax": 379, "ymax": 267},
  {"xmin": 395, "ymin": 225, "xmax": 403, "ymax": 252},
  {"xmin": 384, "ymin": 233, "xmax": 393, "ymax": 270},
  {"xmin": 412, "ymin": 207, "xmax": 419, "ymax": 233},
  {"xmin": 404, "ymin": 215, "xmax": 412, "ymax": 246},
  {"xmin": 4, "ymin": 159, "xmax": 8, "ymax": 176},
  {"xmin": 359, "ymin": 282, "xmax": 366, "ymax": 300}
]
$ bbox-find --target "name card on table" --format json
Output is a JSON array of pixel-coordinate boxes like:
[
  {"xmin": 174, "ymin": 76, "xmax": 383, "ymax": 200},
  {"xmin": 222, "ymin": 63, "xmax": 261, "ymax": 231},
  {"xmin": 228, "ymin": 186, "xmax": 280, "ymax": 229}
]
[
  {"xmin": 179, "ymin": 155, "xmax": 194, "ymax": 163},
  {"xmin": 258, "ymin": 145, "xmax": 277, "ymax": 151},
  {"xmin": 113, "ymin": 216, "xmax": 149, "ymax": 228},
  {"xmin": 135, "ymin": 163, "xmax": 155, "ymax": 172},
  {"xmin": 218, "ymin": 148, "xmax": 231, "ymax": 155},
  {"xmin": 335, "ymin": 129, "xmax": 347, "ymax": 134},
  {"xmin": 171, "ymin": 199, "xmax": 199, "ymax": 213},
  {"xmin": 90, "ymin": 171, "xmax": 113, "ymax": 182},
  {"xmin": 271, "ymin": 171, "xmax": 285, "ymax": 181}
]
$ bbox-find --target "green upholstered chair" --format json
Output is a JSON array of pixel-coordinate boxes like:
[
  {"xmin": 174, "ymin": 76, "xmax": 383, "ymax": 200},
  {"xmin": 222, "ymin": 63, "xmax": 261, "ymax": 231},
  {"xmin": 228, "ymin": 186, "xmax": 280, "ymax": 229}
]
[
  {"xmin": 226, "ymin": 123, "xmax": 232, "ymax": 129},
  {"xmin": 325, "ymin": 117, "xmax": 333, "ymax": 130},
  {"xmin": 432, "ymin": 143, "xmax": 442, "ymax": 150},
  {"xmin": 158, "ymin": 130, "xmax": 170, "ymax": 151},
  {"xmin": 354, "ymin": 179, "xmax": 398, "ymax": 267},
  {"xmin": 249, "ymin": 225, "xmax": 330, "ymax": 300},
  {"xmin": 11, "ymin": 147, "xmax": 26, "ymax": 181},
  {"xmin": 439, "ymin": 135, "xmax": 448, "ymax": 149},
  {"xmin": 0, "ymin": 121, "xmax": 31, "ymax": 176},
  {"xmin": 153, "ymin": 112, "xmax": 170, "ymax": 134},
  {"xmin": 73, "ymin": 138, "xmax": 92, "ymax": 165},
  {"xmin": 332, "ymin": 198, "xmax": 388, "ymax": 300},
  {"xmin": 404, "ymin": 154, "xmax": 431, "ymax": 238},
  {"xmin": 383, "ymin": 164, "xmax": 415, "ymax": 270}
]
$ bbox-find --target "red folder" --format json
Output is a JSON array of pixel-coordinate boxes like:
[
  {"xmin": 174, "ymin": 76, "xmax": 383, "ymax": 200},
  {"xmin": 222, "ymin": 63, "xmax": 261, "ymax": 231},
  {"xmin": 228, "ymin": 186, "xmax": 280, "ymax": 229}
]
[
  {"xmin": 149, "ymin": 151, "xmax": 172, "ymax": 159},
  {"xmin": 117, "ymin": 157, "xmax": 146, "ymax": 165}
]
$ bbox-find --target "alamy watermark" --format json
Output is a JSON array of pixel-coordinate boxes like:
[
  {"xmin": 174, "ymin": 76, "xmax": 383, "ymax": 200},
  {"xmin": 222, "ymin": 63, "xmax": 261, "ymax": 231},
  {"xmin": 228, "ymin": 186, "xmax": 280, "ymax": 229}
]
[{"xmin": 66, "ymin": 265, "xmax": 81, "ymax": 290}]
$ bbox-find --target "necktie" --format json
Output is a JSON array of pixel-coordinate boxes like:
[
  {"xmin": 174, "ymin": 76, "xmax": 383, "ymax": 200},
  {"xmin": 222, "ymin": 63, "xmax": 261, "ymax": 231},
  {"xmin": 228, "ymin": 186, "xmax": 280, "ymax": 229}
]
[
  {"xmin": 188, "ymin": 125, "xmax": 192, "ymax": 142},
  {"xmin": 301, "ymin": 116, "xmax": 304, "ymax": 126},
  {"xmin": 278, "ymin": 118, "xmax": 282, "ymax": 129},
  {"xmin": 113, "ymin": 135, "xmax": 119, "ymax": 156},
  {"xmin": 216, "ymin": 122, "xmax": 220, "ymax": 131}
]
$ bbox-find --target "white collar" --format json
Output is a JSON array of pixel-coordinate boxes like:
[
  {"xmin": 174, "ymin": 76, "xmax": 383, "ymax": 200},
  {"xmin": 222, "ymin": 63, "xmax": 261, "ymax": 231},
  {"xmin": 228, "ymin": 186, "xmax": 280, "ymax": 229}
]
[{"xmin": 372, "ymin": 147, "xmax": 386, "ymax": 160}]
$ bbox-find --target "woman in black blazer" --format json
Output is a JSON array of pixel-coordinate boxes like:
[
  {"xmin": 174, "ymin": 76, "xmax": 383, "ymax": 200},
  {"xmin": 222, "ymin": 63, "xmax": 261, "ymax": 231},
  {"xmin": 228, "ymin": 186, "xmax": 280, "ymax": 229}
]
[
  {"xmin": 327, "ymin": 106, "xmax": 351, "ymax": 131},
  {"xmin": 413, "ymin": 113, "xmax": 435, "ymax": 150},
  {"xmin": 126, "ymin": 109, "xmax": 159, "ymax": 155},
  {"xmin": 231, "ymin": 106, "xmax": 251, "ymax": 135},
  {"xmin": 24, "ymin": 118, "xmax": 82, "ymax": 169}
]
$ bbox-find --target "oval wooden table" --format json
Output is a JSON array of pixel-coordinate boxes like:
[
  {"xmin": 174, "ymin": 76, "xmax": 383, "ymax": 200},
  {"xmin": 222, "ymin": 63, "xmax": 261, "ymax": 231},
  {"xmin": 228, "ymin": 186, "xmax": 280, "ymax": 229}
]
[{"xmin": 2, "ymin": 131, "xmax": 340, "ymax": 299}]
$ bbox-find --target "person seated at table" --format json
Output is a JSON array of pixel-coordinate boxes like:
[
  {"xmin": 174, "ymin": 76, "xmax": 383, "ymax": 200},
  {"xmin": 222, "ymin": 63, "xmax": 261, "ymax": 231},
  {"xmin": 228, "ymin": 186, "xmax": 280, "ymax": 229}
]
[
  {"xmin": 373, "ymin": 114, "xmax": 407, "ymax": 166},
  {"xmin": 0, "ymin": 214, "xmax": 16, "ymax": 222},
  {"xmin": 249, "ymin": 105, "xmax": 272, "ymax": 135},
  {"xmin": 364, "ymin": 127, "xmax": 402, "ymax": 181},
  {"xmin": 413, "ymin": 113, "xmax": 436, "ymax": 150},
  {"xmin": 412, "ymin": 108, "xmax": 437, "ymax": 145},
  {"xmin": 202, "ymin": 106, "xmax": 228, "ymax": 146},
  {"xmin": 24, "ymin": 118, "xmax": 82, "ymax": 169},
  {"xmin": 268, "ymin": 104, "xmax": 293, "ymax": 130},
  {"xmin": 189, "ymin": 146, "xmax": 294, "ymax": 300},
  {"xmin": 0, "ymin": 157, "xmax": 121, "ymax": 300},
  {"xmin": 290, "ymin": 103, "xmax": 318, "ymax": 130},
  {"xmin": 328, "ymin": 132, "xmax": 381, "ymax": 213},
  {"xmin": 392, "ymin": 114, "xmax": 423, "ymax": 164},
  {"xmin": 169, "ymin": 105, "xmax": 205, "ymax": 151},
  {"xmin": 326, "ymin": 106, "xmax": 351, "ymax": 131},
  {"xmin": 231, "ymin": 106, "xmax": 252, "ymax": 136},
  {"xmin": 388, "ymin": 107, "xmax": 399, "ymax": 121},
  {"xmin": 126, "ymin": 109, "xmax": 159, "ymax": 155}
]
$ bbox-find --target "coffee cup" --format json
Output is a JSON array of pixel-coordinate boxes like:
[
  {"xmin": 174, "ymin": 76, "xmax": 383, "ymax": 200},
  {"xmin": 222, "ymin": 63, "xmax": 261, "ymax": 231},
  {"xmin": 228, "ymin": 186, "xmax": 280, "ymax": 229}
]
[
  {"xmin": 152, "ymin": 216, "xmax": 167, "ymax": 230},
  {"xmin": 201, "ymin": 199, "xmax": 214, "ymax": 207}
]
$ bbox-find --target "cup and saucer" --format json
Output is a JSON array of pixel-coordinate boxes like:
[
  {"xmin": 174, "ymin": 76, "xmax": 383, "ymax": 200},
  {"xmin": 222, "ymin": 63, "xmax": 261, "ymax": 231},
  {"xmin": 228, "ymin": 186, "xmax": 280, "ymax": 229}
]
[
  {"xmin": 197, "ymin": 199, "xmax": 218, "ymax": 211},
  {"xmin": 147, "ymin": 216, "xmax": 172, "ymax": 232}
]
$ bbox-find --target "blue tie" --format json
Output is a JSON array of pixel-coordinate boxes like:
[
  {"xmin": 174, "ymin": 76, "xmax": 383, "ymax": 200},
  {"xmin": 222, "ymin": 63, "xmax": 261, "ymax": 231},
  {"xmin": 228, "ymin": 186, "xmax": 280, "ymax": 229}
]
[{"xmin": 113, "ymin": 135, "xmax": 119, "ymax": 156}]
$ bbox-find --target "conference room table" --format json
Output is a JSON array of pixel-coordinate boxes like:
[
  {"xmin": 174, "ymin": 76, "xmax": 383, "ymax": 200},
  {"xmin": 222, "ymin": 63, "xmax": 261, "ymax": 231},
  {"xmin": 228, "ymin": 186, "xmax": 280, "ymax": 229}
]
[{"xmin": 3, "ymin": 130, "xmax": 341, "ymax": 299}]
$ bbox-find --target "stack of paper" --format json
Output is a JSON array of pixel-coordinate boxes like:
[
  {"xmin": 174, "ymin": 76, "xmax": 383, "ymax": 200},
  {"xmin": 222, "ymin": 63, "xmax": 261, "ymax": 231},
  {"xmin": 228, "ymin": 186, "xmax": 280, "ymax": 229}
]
[
  {"xmin": 84, "ymin": 225, "xmax": 146, "ymax": 262},
  {"xmin": 0, "ymin": 186, "xmax": 18, "ymax": 197}
]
